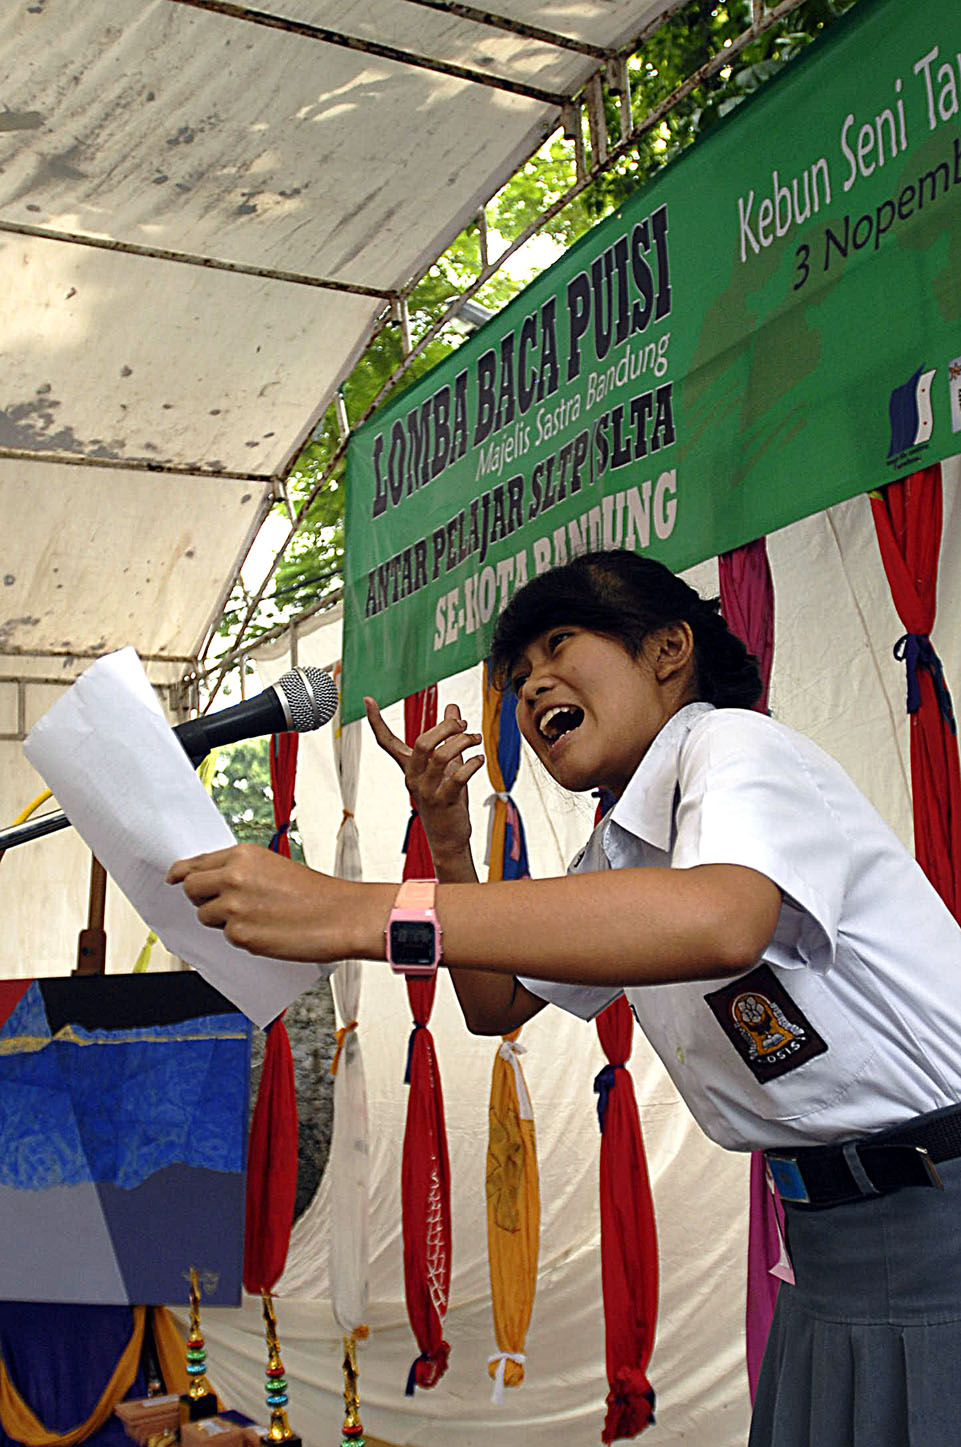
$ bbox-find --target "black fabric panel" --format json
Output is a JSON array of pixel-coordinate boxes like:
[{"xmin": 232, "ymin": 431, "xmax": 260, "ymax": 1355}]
[{"xmin": 40, "ymin": 972, "xmax": 241, "ymax": 1033}]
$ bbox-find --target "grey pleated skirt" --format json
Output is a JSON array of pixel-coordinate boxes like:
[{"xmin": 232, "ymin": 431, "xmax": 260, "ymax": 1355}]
[{"xmin": 749, "ymin": 1153, "xmax": 961, "ymax": 1446}]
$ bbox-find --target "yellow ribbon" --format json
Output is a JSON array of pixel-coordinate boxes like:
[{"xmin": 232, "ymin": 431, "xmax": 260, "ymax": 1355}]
[{"xmin": 330, "ymin": 1019, "xmax": 359, "ymax": 1076}]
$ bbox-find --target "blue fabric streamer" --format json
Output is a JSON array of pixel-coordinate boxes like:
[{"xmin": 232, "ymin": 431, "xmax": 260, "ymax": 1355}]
[
  {"xmin": 592, "ymin": 787, "xmax": 616, "ymax": 818},
  {"xmin": 893, "ymin": 633, "xmax": 958, "ymax": 733},
  {"xmin": 403, "ymin": 1022, "xmax": 425, "ymax": 1085},
  {"xmin": 593, "ymin": 1062, "xmax": 622, "ymax": 1134},
  {"xmin": 268, "ymin": 819, "xmax": 290, "ymax": 852},
  {"xmin": 401, "ymin": 807, "xmax": 418, "ymax": 856},
  {"xmin": 496, "ymin": 687, "xmax": 522, "ymax": 787},
  {"xmin": 405, "ymin": 1352, "xmax": 429, "ymax": 1396}
]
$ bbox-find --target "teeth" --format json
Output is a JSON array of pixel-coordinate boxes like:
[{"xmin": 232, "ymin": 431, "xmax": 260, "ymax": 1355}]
[{"xmin": 539, "ymin": 705, "xmax": 577, "ymax": 737}]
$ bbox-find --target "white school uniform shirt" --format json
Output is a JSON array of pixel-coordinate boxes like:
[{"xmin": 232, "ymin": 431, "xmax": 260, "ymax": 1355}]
[{"xmin": 519, "ymin": 702, "xmax": 961, "ymax": 1151}]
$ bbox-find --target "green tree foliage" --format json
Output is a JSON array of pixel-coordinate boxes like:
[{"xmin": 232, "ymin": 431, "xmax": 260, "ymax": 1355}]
[
  {"xmin": 218, "ymin": 0, "xmax": 860, "ymax": 638},
  {"xmin": 210, "ymin": 739, "xmax": 305, "ymax": 862}
]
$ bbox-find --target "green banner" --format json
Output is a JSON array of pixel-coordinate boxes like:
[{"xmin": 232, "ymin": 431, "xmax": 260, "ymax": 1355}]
[{"xmin": 342, "ymin": 0, "xmax": 961, "ymax": 720}]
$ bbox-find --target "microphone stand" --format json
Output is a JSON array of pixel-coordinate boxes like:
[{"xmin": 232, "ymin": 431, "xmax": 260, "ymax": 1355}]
[{"xmin": 0, "ymin": 809, "xmax": 70, "ymax": 853}]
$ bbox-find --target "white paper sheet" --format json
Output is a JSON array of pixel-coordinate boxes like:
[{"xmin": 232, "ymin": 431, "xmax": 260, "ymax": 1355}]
[{"xmin": 23, "ymin": 647, "xmax": 323, "ymax": 1026}]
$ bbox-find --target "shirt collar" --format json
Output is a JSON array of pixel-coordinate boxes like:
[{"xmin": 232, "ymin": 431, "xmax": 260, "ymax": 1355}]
[{"xmin": 608, "ymin": 701, "xmax": 714, "ymax": 850}]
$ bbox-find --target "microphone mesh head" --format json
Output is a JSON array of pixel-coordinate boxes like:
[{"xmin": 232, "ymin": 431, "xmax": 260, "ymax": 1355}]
[{"xmin": 276, "ymin": 667, "xmax": 339, "ymax": 732}]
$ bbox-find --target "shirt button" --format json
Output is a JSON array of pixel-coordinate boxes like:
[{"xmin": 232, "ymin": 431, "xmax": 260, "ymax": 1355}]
[{"xmin": 676, "ymin": 1046, "xmax": 685, "ymax": 1064}]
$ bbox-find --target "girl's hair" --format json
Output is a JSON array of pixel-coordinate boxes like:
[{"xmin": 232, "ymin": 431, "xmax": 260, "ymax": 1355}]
[{"xmin": 489, "ymin": 549, "xmax": 763, "ymax": 709}]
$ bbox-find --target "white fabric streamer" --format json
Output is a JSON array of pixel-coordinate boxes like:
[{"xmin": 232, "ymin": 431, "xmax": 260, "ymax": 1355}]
[
  {"xmin": 488, "ymin": 1350, "xmax": 527, "ymax": 1404},
  {"xmin": 326, "ymin": 688, "xmax": 371, "ymax": 1335},
  {"xmin": 483, "ymin": 790, "xmax": 511, "ymax": 866}
]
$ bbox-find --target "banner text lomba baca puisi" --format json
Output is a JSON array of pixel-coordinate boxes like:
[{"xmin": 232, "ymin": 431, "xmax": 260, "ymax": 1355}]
[{"xmin": 364, "ymin": 204, "xmax": 675, "ymax": 638}]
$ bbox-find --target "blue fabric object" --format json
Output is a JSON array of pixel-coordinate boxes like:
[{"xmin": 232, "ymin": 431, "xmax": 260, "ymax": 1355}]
[
  {"xmin": 0, "ymin": 1302, "xmax": 147, "ymax": 1445},
  {"xmin": 403, "ymin": 1023, "xmax": 425, "ymax": 1085},
  {"xmin": 496, "ymin": 688, "xmax": 522, "ymax": 788},
  {"xmin": 0, "ymin": 1003, "xmax": 248, "ymax": 1190},
  {"xmin": 401, "ymin": 807, "xmax": 418, "ymax": 856},
  {"xmin": 268, "ymin": 820, "xmax": 290, "ymax": 852},
  {"xmin": 893, "ymin": 632, "xmax": 957, "ymax": 733},
  {"xmin": 501, "ymin": 798, "xmax": 530, "ymax": 881},
  {"xmin": 593, "ymin": 1062, "xmax": 621, "ymax": 1134},
  {"xmin": 405, "ymin": 1352, "xmax": 429, "ymax": 1397}
]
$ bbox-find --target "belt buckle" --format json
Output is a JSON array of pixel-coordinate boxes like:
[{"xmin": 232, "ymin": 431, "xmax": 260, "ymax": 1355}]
[
  {"xmin": 915, "ymin": 1145, "xmax": 944, "ymax": 1190},
  {"xmin": 766, "ymin": 1153, "xmax": 810, "ymax": 1205}
]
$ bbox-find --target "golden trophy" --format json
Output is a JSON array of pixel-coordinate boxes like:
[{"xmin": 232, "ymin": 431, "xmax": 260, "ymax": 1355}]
[
  {"xmin": 341, "ymin": 1333, "xmax": 366, "ymax": 1446},
  {"xmin": 260, "ymin": 1290, "xmax": 302, "ymax": 1447},
  {"xmin": 179, "ymin": 1267, "xmax": 218, "ymax": 1422}
]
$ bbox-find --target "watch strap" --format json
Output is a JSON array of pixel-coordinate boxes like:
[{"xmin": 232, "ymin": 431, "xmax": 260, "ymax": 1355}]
[{"xmin": 394, "ymin": 878, "xmax": 438, "ymax": 910}]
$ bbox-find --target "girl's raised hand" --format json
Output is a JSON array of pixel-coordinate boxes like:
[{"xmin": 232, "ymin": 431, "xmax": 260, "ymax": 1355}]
[{"xmin": 364, "ymin": 698, "xmax": 484, "ymax": 871}]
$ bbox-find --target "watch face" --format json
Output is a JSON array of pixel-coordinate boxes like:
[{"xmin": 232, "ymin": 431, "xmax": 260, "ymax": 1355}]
[{"xmin": 389, "ymin": 919, "xmax": 437, "ymax": 967}]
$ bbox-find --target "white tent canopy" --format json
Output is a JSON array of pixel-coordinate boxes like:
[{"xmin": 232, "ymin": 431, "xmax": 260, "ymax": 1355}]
[{"xmin": 0, "ymin": 0, "xmax": 679, "ymax": 706}]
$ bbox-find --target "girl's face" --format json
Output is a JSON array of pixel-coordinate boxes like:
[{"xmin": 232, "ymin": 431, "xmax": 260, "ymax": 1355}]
[{"xmin": 510, "ymin": 624, "xmax": 686, "ymax": 797}]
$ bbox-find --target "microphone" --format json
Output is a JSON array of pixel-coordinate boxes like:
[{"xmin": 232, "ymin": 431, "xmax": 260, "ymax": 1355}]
[
  {"xmin": 0, "ymin": 667, "xmax": 340, "ymax": 852},
  {"xmin": 174, "ymin": 667, "xmax": 339, "ymax": 767}
]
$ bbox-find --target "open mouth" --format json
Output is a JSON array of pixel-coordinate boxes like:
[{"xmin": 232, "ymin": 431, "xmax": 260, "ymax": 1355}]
[{"xmin": 538, "ymin": 704, "xmax": 584, "ymax": 744}]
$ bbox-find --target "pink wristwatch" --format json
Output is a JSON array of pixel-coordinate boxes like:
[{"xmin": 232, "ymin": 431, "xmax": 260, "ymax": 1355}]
[{"xmin": 385, "ymin": 878, "xmax": 442, "ymax": 976}]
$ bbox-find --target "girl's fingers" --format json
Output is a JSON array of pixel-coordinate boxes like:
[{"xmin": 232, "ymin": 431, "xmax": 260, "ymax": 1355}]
[
  {"xmin": 166, "ymin": 848, "xmax": 235, "ymax": 884},
  {"xmin": 446, "ymin": 755, "xmax": 486, "ymax": 790},
  {"xmin": 364, "ymin": 697, "xmax": 412, "ymax": 765}
]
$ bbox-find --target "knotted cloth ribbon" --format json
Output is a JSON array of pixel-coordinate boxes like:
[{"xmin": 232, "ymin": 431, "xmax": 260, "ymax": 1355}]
[
  {"xmin": 330, "ymin": 1019, "xmax": 358, "ymax": 1077},
  {"xmin": 497, "ymin": 1036, "xmax": 533, "ymax": 1120},
  {"xmin": 593, "ymin": 1062, "xmax": 621, "ymax": 1134},
  {"xmin": 404, "ymin": 1342, "xmax": 451, "ymax": 1397},
  {"xmin": 487, "ymin": 1350, "xmax": 527, "ymax": 1404},
  {"xmin": 483, "ymin": 792, "xmax": 524, "ymax": 867},
  {"xmin": 604, "ymin": 1366, "xmax": 657, "ymax": 1442},
  {"xmin": 894, "ymin": 632, "xmax": 957, "ymax": 732},
  {"xmin": 403, "ymin": 1022, "xmax": 426, "ymax": 1086}
]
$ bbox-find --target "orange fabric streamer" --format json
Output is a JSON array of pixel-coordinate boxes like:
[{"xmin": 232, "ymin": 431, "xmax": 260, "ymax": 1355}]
[
  {"xmin": 150, "ymin": 1305, "xmax": 190, "ymax": 1396},
  {"xmin": 486, "ymin": 1027, "xmax": 540, "ymax": 1399},
  {"xmin": 481, "ymin": 672, "xmax": 540, "ymax": 1399}
]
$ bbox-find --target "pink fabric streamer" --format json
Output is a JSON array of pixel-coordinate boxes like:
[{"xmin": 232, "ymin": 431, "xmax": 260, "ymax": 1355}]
[{"xmin": 718, "ymin": 539, "xmax": 779, "ymax": 1401}]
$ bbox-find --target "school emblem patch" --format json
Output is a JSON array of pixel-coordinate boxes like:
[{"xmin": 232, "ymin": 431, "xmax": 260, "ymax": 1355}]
[{"xmin": 704, "ymin": 963, "xmax": 827, "ymax": 1083}]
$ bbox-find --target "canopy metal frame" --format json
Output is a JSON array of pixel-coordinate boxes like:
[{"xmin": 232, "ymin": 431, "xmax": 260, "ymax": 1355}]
[{"xmin": 199, "ymin": 0, "xmax": 809, "ymax": 706}]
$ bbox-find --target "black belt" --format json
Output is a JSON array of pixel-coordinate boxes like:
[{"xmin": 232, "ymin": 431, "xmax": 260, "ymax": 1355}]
[{"xmin": 766, "ymin": 1104, "xmax": 961, "ymax": 1209}]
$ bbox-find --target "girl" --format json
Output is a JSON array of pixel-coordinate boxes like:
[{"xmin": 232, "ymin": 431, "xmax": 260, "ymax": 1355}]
[{"xmin": 169, "ymin": 549, "xmax": 961, "ymax": 1446}]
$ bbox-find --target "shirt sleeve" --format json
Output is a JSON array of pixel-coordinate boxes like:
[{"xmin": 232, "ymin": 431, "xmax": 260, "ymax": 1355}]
[
  {"xmin": 672, "ymin": 711, "xmax": 853, "ymax": 972},
  {"xmin": 516, "ymin": 977, "xmax": 622, "ymax": 1021}
]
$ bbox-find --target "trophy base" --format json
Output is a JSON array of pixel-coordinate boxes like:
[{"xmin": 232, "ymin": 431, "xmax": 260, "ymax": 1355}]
[
  {"xmin": 179, "ymin": 1391, "xmax": 219, "ymax": 1422},
  {"xmin": 261, "ymin": 1436, "xmax": 302, "ymax": 1447}
]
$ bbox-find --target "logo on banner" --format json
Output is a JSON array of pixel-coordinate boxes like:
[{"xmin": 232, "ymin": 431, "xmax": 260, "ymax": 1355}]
[
  {"xmin": 887, "ymin": 365, "xmax": 936, "ymax": 463},
  {"xmin": 705, "ymin": 963, "xmax": 828, "ymax": 1083},
  {"xmin": 949, "ymin": 358, "xmax": 961, "ymax": 435}
]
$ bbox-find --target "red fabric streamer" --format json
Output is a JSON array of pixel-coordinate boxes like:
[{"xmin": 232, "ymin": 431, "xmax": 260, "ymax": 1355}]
[
  {"xmin": 870, "ymin": 464, "xmax": 961, "ymax": 919},
  {"xmin": 594, "ymin": 994, "xmax": 658, "ymax": 1442},
  {"xmin": 718, "ymin": 540, "xmax": 784, "ymax": 1401},
  {"xmin": 718, "ymin": 538, "xmax": 774, "ymax": 713},
  {"xmin": 400, "ymin": 688, "xmax": 452, "ymax": 1393},
  {"xmin": 242, "ymin": 730, "xmax": 300, "ymax": 1293},
  {"xmin": 243, "ymin": 1010, "xmax": 298, "ymax": 1292},
  {"xmin": 268, "ymin": 731, "xmax": 299, "ymax": 858}
]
